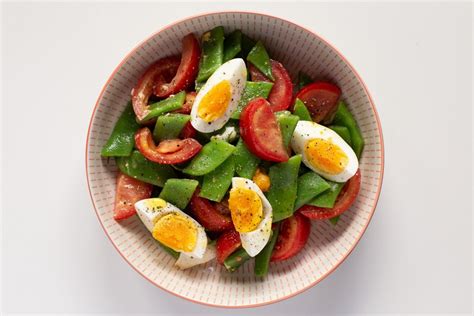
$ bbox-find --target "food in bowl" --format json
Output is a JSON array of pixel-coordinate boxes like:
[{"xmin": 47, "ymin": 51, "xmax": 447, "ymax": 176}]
[{"xmin": 100, "ymin": 26, "xmax": 365, "ymax": 277}]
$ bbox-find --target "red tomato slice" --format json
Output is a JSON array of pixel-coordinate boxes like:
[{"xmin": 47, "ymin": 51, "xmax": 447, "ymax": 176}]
[
  {"xmin": 154, "ymin": 34, "xmax": 200, "ymax": 98},
  {"xmin": 189, "ymin": 190, "xmax": 234, "ymax": 232},
  {"xmin": 134, "ymin": 127, "xmax": 201, "ymax": 164},
  {"xmin": 298, "ymin": 169, "xmax": 361, "ymax": 220},
  {"xmin": 249, "ymin": 60, "xmax": 293, "ymax": 112},
  {"xmin": 271, "ymin": 212, "xmax": 311, "ymax": 262},
  {"xmin": 174, "ymin": 91, "xmax": 196, "ymax": 114},
  {"xmin": 131, "ymin": 56, "xmax": 180, "ymax": 121},
  {"xmin": 179, "ymin": 121, "xmax": 197, "ymax": 139},
  {"xmin": 216, "ymin": 229, "xmax": 241, "ymax": 264},
  {"xmin": 240, "ymin": 97, "xmax": 289, "ymax": 162},
  {"xmin": 295, "ymin": 82, "xmax": 341, "ymax": 123},
  {"xmin": 114, "ymin": 172, "xmax": 153, "ymax": 220}
]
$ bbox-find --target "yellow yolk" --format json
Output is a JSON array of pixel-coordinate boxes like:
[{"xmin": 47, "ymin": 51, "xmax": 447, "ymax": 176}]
[
  {"xmin": 305, "ymin": 138, "xmax": 349, "ymax": 175},
  {"xmin": 252, "ymin": 168, "xmax": 271, "ymax": 192},
  {"xmin": 152, "ymin": 213, "xmax": 197, "ymax": 252},
  {"xmin": 197, "ymin": 80, "xmax": 232, "ymax": 122},
  {"xmin": 145, "ymin": 198, "xmax": 167, "ymax": 212},
  {"xmin": 228, "ymin": 187, "xmax": 263, "ymax": 233}
]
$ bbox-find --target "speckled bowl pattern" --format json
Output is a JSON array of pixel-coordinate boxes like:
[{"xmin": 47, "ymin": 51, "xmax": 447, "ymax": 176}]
[{"xmin": 86, "ymin": 12, "xmax": 384, "ymax": 308}]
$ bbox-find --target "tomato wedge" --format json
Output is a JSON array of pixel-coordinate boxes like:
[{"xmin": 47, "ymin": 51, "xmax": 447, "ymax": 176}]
[
  {"xmin": 174, "ymin": 91, "xmax": 196, "ymax": 114},
  {"xmin": 249, "ymin": 60, "xmax": 293, "ymax": 112},
  {"xmin": 216, "ymin": 229, "xmax": 241, "ymax": 264},
  {"xmin": 189, "ymin": 190, "xmax": 234, "ymax": 232},
  {"xmin": 295, "ymin": 82, "xmax": 341, "ymax": 123},
  {"xmin": 154, "ymin": 34, "xmax": 200, "ymax": 98},
  {"xmin": 134, "ymin": 127, "xmax": 201, "ymax": 164},
  {"xmin": 271, "ymin": 212, "xmax": 311, "ymax": 262},
  {"xmin": 131, "ymin": 56, "xmax": 180, "ymax": 121},
  {"xmin": 114, "ymin": 172, "xmax": 153, "ymax": 220},
  {"xmin": 179, "ymin": 121, "xmax": 197, "ymax": 139},
  {"xmin": 299, "ymin": 169, "xmax": 361, "ymax": 220},
  {"xmin": 240, "ymin": 97, "xmax": 289, "ymax": 162}
]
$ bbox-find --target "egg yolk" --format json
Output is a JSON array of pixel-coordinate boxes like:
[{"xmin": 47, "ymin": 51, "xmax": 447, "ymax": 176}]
[
  {"xmin": 228, "ymin": 187, "xmax": 263, "ymax": 233},
  {"xmin": 252, "ymin": 168, "xmax": 271, "ymax": 192},
  {"xmin": 305, "ymin": 138, "xmax": 348, "ymax": 175},
  {"xmin": 197, "ymin": 80, "xmax": 232, "ymax": 122},
  {"xmin": 145, "ymin": 198, "xmax": 167, "ymax": 211},
  {"xmin": 152, "ymin": 213, "xmax": 197, "ymax": 252}
]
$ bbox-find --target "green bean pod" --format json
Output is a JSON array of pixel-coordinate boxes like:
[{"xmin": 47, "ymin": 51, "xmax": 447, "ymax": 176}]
[
  {"xmin": 233, "ymin": 138, "xmax": 260, "ymax": 179},
  {"xmin": 153, "ymin": 113, "xmax": 190, "ymax": 142},
  {"xmin": 223, "ymin": 30, "xmax": 242, "ymax": 62},
  {"xmin": 266, "ymin": 155, "xmax": 302, "ymax": 222},
  {"xmin": 231, "ymin": 81, "xmax": 274, "ymax": 119},
  {"xmin": 141, "ymin": 91, "xmax": 186, "ymax": 122},
  {"xmin": 332, "ymin": 101, "xmax": 365, "ymax": 158},
  {"xmin": 199, "ymin": 156, "xmax": 235, "ymax": 202},
  {"xmin": 116, "ymin": 151, "xmax": 176, "ymax": 187},
  {"xmin": 196, "ymin": 26, "xmax": 225, "ymax": 82},
  {"xmin": 329, "ymin": 125, "xmax": 353, "ymax": 147},
  {"xmin": 247, "ymin": 41, "xmax": 273, "ymax": 80},
  {"xmin": 293, "ymin": 98, "xmax": 312, "ymax": 121},
  {"xmin": 276, "ymin": 111, "xmax": 300, "ymax": 149},
  {"xmin": 294, "ymin": 172, "xmax": 331, "ymax": 210},
  {"xmin": 224, "ymin": 247, "xmax": 251, "ymax": 272},
  {"xmin": 158, "ymin": 178, "xmax": 199, "ymax": 209},
  {"xmin": 101, "ymin": 103, "xmax": 140, "ymax": 157},
  {"xmin": 308, "ymin": 181, "xmax": 345, "ymax": 208},
  {"xmin": 182, "ymin": 139, "xmax": 235, "ymax": 176},
  {"xmin": 254, "ymin": 224, "xmax": 280, "ymax": 277}
]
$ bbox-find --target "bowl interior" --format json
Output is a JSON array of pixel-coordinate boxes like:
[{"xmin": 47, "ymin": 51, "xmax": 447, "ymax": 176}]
[{"xmin": 86, "ymin": 12, "xmax": 383, "ymax": 307}]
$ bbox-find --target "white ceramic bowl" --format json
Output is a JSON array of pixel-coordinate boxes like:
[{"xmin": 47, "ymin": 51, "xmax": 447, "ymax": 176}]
[{"xmin": 86, "ymin": 11, "xmax": 384, "ymax": 308}]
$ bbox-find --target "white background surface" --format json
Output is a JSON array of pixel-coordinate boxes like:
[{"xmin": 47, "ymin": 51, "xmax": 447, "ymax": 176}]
[{"xmin": 1, "ymin": 1, "xmax": 472, "ymax": 315}]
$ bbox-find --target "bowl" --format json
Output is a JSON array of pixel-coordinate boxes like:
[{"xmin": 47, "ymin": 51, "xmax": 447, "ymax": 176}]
[{"xmin": 86, "ymin": 11, "xmax": 384, "ymax": 308}]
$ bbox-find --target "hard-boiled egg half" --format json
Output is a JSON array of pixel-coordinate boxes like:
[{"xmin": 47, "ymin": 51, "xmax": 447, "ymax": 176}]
[
  {"xmin": 191, "ymin": 58, "xmax": 247, "ymax": 133},
  {"xmin": 134, "ymin": 198, "xmax": 215, "ymax": 269},
  {"xmin": 228, "ymin": 177, "xmax": 273, "ymax": 257},
  {"xmin": 291, "ymin": 121, "xmax": 359, "ymax": 182}
]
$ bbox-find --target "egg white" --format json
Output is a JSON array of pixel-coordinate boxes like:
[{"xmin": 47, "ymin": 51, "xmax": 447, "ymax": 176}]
[
  {"xmin": 134, "ymin": 198, "xmax": 207, "ymax": 259},
  {"xmin": 175, "ymin": 243, "xmax": 216, "ymax": 270},
  {"xmin": 191, "ymin": 58, "xmax": 247, "ymax": 133},
  {"xmin": 291, "ymin": 121, "xmax": 359, "ymax": 182},
  {"xmin": 231, "ymin": 177, "xmax": 273, "ymax": 257}
]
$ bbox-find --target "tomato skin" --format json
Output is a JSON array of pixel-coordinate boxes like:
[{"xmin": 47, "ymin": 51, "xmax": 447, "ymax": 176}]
[
  {"xmin": 179, "ymin": 121, "xmax": 197, "ymax": 139},
  {"xmin": 295, "ymin": 82, "xmax": 341, "ymax": 123},
  {"xmin": 270, "ymin": 212, "xmax": 311, "ymax": 262},
  {"xmin": 134, "ymin": 127, "xmax": 201, "ymax": 164},
  {"xmin": 216, "ymin": 229, "xmax": 241, "ymax": 264},
  {"xmin": 214, "ymin": 199, "xmax": 231, "ymax": 216},
  {"xmin": 240, "ymin": 97, "xmax": 289, "ymax": 162},
  {"xmin": 154, "ymin": 34, "xmax": 200, "ymax": 98},
  {"xmin": 131, "ymin": 56, "xmax": 180, "ymax": 121},
  {"xmin": 189, "ymin": 190, "xmax": 234, "ymax": 232},
  {"xmin": 299, "ymin": 169, "xmax": 361, "ymax": 220},
  {"xmin": 249, "ymin": 60, "xmax": 293, "ymax": 112},
  {"xmin": 114, "ymin": 172, "xmax": 153, "ymax": 220}
]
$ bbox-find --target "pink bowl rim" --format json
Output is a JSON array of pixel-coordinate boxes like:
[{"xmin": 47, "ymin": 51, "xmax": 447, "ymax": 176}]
[{"xmin": 85, "ymin": 10, "xmax": 385, "ymax": 309}]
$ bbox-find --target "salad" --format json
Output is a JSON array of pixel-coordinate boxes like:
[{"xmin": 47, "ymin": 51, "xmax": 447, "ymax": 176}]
[{"xmin": 101, "ymin": 27, "xmax": 364, "ymax": 276}]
